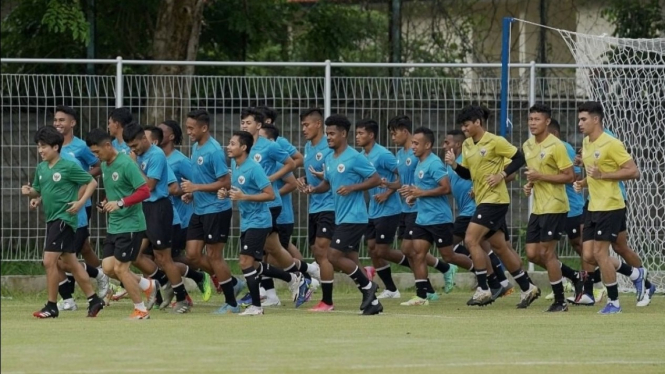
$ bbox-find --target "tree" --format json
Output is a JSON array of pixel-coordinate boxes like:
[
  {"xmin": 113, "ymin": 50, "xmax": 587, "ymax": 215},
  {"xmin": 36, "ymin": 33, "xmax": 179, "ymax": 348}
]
[{"xmin": 601, "ymin": 0, "xmax": 664, "ymax": 39}]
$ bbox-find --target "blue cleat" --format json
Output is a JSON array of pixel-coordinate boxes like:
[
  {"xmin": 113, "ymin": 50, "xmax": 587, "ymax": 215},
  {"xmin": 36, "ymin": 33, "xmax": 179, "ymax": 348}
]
[
  {"xmin": 426, "ymin": 292, "xmax": 440, "ymax": 302},
  {"xmin": 238, "ymin": 293, "xmax": 253, "ymax": 308},
  {"xmin": 648, "ymin": 283, "xmax": 656, "ymax": 298},
  {"xmin": 598, "ymin": 302, "xmax": 622, "ymax": 315},
  {"xmin": 295, "ymin": 277, "xmax": 313, "ymax": 308},
  {"xmin": 633, "ymin": 267, "xmax": 646, "ymax": 302},
  {"xmin": 212, "ymin": 303, "xmax": 241, "ymax": 314},
  {"xmin": 233, "ymin": 278, "xmax": 247, "ymax": 298},
  {"xmin": 443, "ymin": 264, "xmax": 457, "ymax": 294}
]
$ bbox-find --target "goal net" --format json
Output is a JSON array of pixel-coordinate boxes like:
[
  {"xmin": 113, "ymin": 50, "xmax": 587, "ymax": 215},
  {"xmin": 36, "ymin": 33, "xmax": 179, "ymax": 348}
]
[{"xmin": 556, "ymin": 29, "xmax": 665, "ymax": 292}]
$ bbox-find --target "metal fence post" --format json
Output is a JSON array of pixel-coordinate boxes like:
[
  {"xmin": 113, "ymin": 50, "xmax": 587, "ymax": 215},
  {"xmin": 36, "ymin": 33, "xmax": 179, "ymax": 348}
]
[
  {"xmin": 528, "ymin": 60, "xmax": 537, "ymax": 273},
  {"xmin": 324, "ymin": 59, "xmax": 331, "ymax": 119},
  {"xmin": 115, "ymin": 56, "xmax": 123, "ymax": 108}
]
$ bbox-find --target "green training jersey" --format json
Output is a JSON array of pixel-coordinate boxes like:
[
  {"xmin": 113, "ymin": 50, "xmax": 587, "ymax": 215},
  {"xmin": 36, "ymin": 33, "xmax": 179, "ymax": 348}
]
[
  {"xmin": 101, "ymin": 153, "xmax": 147, "ymax": 234},
  {"xmin": 32, "ymin": 157, "xmax": 93, "ymax": 230}
]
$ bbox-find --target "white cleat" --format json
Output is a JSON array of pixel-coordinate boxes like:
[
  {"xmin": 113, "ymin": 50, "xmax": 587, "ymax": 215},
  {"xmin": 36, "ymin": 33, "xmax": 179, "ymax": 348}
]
[
  {"xmin": 307, "ymin": 262, "xmax": 321, "ymax": 281},
  {"xmin": 261, "ymin": 295, "xmax": 282, "ymax": 307},
  {"xmin": 377, "ymin": 289, "xmax": 401, "ymax": 299},
  {"xmin": 309, "ymin": 278, "xmax": 320, "ymax": 292},
  {"xmin": 57, "ymin": 298, "xmax": 78, "ymax": 311},
  {"xmin": 239, "ymin": 305, "xmax": 264, "ymax": 316},
  {"xmin": 288, "ymin": 273, "xmax": 303, "ymax": 302},
  {"xmin": 259, "ymin": 287, "xmax": 267, "ymax": 301},
  {"xmin": 96, "ymin": 272, "xmax": 110, "ymax": 299},
  {"xmin": 545, "ymin": 291, "xmax": 555, "ymax": 300},
  {"xmin": 636, "ymin": 293, "xmax": 652, "ymax": 307}
]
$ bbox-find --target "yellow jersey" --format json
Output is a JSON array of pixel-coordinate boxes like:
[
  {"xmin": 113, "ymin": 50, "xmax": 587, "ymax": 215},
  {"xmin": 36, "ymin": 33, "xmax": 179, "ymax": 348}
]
[
  {"xmin": 582, "ymin": 132, "xmax": 632, "ymax": 211},
  {"xmin": 461, "ymin": 132, "xmax": 516, "ymax": 205},
  {"xmin": 523, "ymin": 134, "xmax": 572, "ymax": 214}
]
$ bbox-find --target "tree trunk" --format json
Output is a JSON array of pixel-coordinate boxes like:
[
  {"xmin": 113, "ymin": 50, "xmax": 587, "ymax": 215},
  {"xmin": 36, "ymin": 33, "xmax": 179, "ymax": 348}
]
[{"xmin": 145, "ymin": 0, "xmax": 205, "ymax": 126}]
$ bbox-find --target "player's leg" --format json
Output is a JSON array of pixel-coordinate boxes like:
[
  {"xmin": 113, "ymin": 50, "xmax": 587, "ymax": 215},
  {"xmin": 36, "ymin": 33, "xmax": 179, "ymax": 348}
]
[
  {"xmin": 368, "ymin": 215, "xmax": 404, "ymax": 298},
  {"xmin": 591, "ymin": 210, "xmax": 624, "ymax": 314},
  {"xmin": 184, "ymin": 214, "xmax": 215, "ymax": 274},
  {"xmin": 60, "ymin": 251, "xmax": 104, "ymax": 316},
  {"xmin": 464, "ymin": 222, "xmax": 493, "ymax": 305},
  {"xmin": 611, "ymin": 229, "xmax": 652, "ymax": 305},
  {"xmin": 112, "ymin": 232, "xmax": 150, "ymax": 319},
  {"xmin": 236, "ymin": 229, "xmax": 269, "ymax": 316},
  {"xmin": 308, "ymin": 212, "xmax": 336, "ymax": 311}
]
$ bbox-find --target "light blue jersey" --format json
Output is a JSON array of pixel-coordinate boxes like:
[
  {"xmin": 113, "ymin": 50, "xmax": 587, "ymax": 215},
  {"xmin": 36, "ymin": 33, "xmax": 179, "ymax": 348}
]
[
  {"xmin": 324, "ymin": 147, "xmax": 377, "ymax": 225},
  {"xmin": 396, "ymin": 147, "xmax": 419, "ymax": 214},
  {"xmin": 448, "ymin": 154, "xmax": 476, "ymax": 217},
  {"xmin": 166, "ymin": 166, "xmax": 181, "ymax": 226},
  {"xmin": 62, "ymin": 136, "xmax": 97, "ymax": 208},
  {"xmin": 137, "ymin": 144, "xmax": 169, "ymax": 202},
  {"xmin": 249, "ymin": 136, "xmax": 290, "ymax": 209},
  {"xmin": 167, "ymin": 149, "xmax": 193, "ymax": 227},
  {"xmin": 231, "ymin": 158, "xmax": 273, "ymax": 231},
  {"xmin": 563, "ymin": 141, "xmax": 584, "ymax": 217},
  {"xmin": 60, "ymin": 152, "xmax": 88, "ymax": 229},
  {"xmin": 190, "ymin": 137, "xmax": 231, "ymax": 215},
  {"xmin": 304, "ymin": 138, "xmax": 334, "ymax": 213},
  {"xmin": 276, "ymin": 137, "xmax": 298, "ymax": 157},
  {"xmin": 364, "ymin": 143, "xmax": 402, "ymax": 219},
  {"xmin": 112, "ymin": 138, "xmax": 131, "ymax": 155},
  {"xmin": 414, "ymin": 153, "xmax": 453, "ymax": 225},
  {"xmin": 273, "ymin": 137, "xmax": 297, "ymax": 225}
]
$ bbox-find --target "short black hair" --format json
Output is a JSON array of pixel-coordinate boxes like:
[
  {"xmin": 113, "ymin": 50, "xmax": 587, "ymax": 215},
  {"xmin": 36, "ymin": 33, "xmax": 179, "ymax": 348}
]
[
  {"xmin": 122, "ymin": 122, "xmax": 145, "ymax": 143},
  {"xmin": 548, "ymin": 118, "xmax": 561, "ymax": 133},
  {"xmin": 578, "ymin": 101, "xmax": 604, "ymax": 120},
  {"xmin": 257, "ymin": 106, "xmax": 278, "ymax": 124},
  {"xmin": 233, "ymin": 131, "xmax": 254, "ymax": 154},
  {"xmin": 55, "ymin": 105, "xmax": 78, "ymax": 122},
  {"xmin": 261, "ymin": 124, "xmax": 280, "ymax": 140},
  {"xmin": 240, "ymin": 107, "xmax": 265, "ymax": 125},
  {"xmin": 414, "ymin": 127, "xmax": 435, "ymax": 146},
  {"xmin": 161, "ymin": 120, "xmax": 182, "ymax": 145},
  {"xmin": 86, "ymin": 128, "xmax": 113, "ymax": 147},
  {"xmin": 356, "ymin": 119, "xmax": 379, "ymax": 139},
  {"xmin": 300, "ymin": 108, "xmax": 324, "ymax": 122},
  {"xmin": 388, "ymin": 115, "xmax": 412, "ymax": 133},
  {"xmin": 109, "ymin": 107, "xmax": 133, "ymax": 127},
  {"xmin": 144, "ymin": 125, "xmax": 163, "ymax": 144},
  {"xmin": 529, "ymin": 103, "xmax": 552, "ymax": 118},
  {"xmin": 325, "ymin": 114, "xmax": 351, "ymax": 134},
  {"xmin": 456, "ymin": 105, "xmax": 490, "ymax": 126},
  {"xmin": 447, "ymin": 129, "xmax": 465, "ymax": 142},
  {"xmin": 34, "ymin": 126, "xmax": 64, "ymax": 153},
  {"xmin": 187, "ymin": 109, "xmax": 210, "ymax": 126}
]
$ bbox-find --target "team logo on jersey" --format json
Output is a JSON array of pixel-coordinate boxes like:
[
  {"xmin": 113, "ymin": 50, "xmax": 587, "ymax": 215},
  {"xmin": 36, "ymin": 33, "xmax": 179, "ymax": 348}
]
[
  {"xmin": 112, "ymin": 172, "xmax": 119, "ymax": 181},
  {"xmin": 52, "ymin": 172, "xmax": 61, "ymax": 182},
  {"xmin": 337, "ymin": 164, "xmax": 345, "ymax": 173},
  {"xmin": 254, "ymin": 153, "xmax": 262, "ymax": 162},
  {"xmin": 480, "ymin": 148, "xmax": 487, "ymax": 157},
  {"xmin": 539, "ymin": 151, "xmax": 545, "ymax": 160},
  {"xmin": 238, "ymin": 175, "xmax": 246, "ymax": 185},
  {"xmin": 418, "ymin": 170, "xmax": 424, "ymax": 179},
  {"xmin": 197, "ymin": 156, "xmax": 204, "ymax": 165},
  {"xmin": 315, "ymin": 152, "xmax": 323, "ymax": 161},
  {"xmin": 39, "ymin": 175, "xmax": 42, "ymax": 180},
  {"xmin": 594, "ymin": 150, "xmax": 600, "ymax": 159},
  {"xmin": 405, "ymin": 158, "xmax": 412, "ymax": 166},
  {"xmin": 140, "ymin": 162, "xmax": 147, "ymax": 170},
  {"xmin": 68, "ymin": 152, "xmax": 75, "ymax": 158}
]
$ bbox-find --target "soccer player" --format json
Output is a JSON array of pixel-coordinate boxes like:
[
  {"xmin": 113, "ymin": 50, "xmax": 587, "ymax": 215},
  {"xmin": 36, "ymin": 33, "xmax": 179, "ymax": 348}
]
[
  {"xmin": 123, "ymin": 123, "xmax": 192, "ymax": 313},
  {"xmin": 448, "ymin": 105, "xmax": 539, "ymax": 308},
  {"xmin": 181, "ymin": 109, "xmax": 244, "ymax": 314},
  {"xmin": 219, "ymin": 131, "xmax": 304, "ymax": 316},
  {"xmin": 240, "ymin": 108, "xmax": 311, "ymax": 307},
  {"xmin": 22, "ymin": 126, "xmax": 105, "ymax": 318},
  {"xmin": 573, "ymin": 101, "xmax": 643, "ymax": 314},
  {"xmin": 304, "ymin": 114, "xmax": 383, "ymax": 315},
  {"xmin": 521, "ymin": 104, "xmax": 577, "ymax": 312},
  {"xmin": 257, "ymin": 105, "xmax": 305, "ymax": 168},
  {"xmin": 52, "ymin": 105, "xmax": 109, "ymax": 302},
  {"xmin": 86, "ymin": 128, "xmax": 154, "ymax": 319},
  {"xmin": 107, "ymin": 107, "xmax": 133, "ymax": 155},
  {"xmin": 297, "ymin": 108, "xmax": 336, "ymax": 311}
]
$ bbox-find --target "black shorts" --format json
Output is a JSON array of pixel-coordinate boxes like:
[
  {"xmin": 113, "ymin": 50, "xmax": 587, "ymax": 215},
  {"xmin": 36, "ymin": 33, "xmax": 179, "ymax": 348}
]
[
  {"xmin": 240, "ymin": 228, "xmax": 271, "ymax": 261},
  {"xmin": 526, "ymin": 213, "xmax": 567, "ymax": 244},
  {"xmin": 582, "ymin": 209, "xmax": 625, "ymax": 243},
  {"xmin": 172, "ymin": 225, "xmax": 187, "ymax": 258},
  {"xmin": 308, "ymin": 211, "xmax": 335, "ymax": 246},
  {"xmin": 366, "ymin": 214, "xmax": 400, "ymax": 244},
  {"xmin": 103, "ymin": 231, "xmax": 144, "ymax": 262},
  {"xmin": 397, "ymin": 212, "xmax": 417, "ymax": 240},
  {"xmin": 453, "ymin": 216, "xmax": 472, "ymax": 238},
  {"xmin": 269, "ymin": 207, "xmax": 282, "ymax": 233},
  {"xmin": 471, "ymin": 203, "xmax": 509, "ymax": 232},
  {"xmin": 276, "ymin": 223, "xmax": 294, "ymax": 249},
  {"xmin": 44, "ymin": 220, "xmax": 76, "ymax": 253},
  {"xmin": 330, "ymin": 223, "xmax": 366, "ymax": 253},
  {"xmin": 619, "ymin": 207, "xmax": 627, "ymax": 233},
  {"xmin": 143, "ymin": 198, "xmax": 173, "ymax": 250},
  {"xmin": 73, "ymin": 226, "xmax": 90, "ymax": 255},
  {"xmin": 565, "ymin": 214, "xmax": 583, "ymax": 240},
  {"xmin": 411, "ymin": 223, "xmax": 454, "ymax": 248},
  {"xmin": 582, "ymin": 200, "xmax": 589, "ymax": 222},
  {"xmin": 187, "ymin": 209, "xmax": 232, "ymax": 244}
]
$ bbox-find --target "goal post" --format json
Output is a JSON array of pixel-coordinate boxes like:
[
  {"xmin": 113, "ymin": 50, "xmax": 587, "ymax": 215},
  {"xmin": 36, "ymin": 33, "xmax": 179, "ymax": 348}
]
[{"xmin": 501, "ymin": 19, "xmax": 665, "ymax": 293}]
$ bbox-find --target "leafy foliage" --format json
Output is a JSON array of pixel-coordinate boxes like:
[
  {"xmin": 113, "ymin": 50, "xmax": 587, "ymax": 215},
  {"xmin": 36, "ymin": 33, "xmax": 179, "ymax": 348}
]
[
  {"xmin": 601, "ymin": 0, "xmax": 665, "ymax": 39},
  {"xmin": 41, "ymin": 0, "xmax": 89, "ymax": 44}
]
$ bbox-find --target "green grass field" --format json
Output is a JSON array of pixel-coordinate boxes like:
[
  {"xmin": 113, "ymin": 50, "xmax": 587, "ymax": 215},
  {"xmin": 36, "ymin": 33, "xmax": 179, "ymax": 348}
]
[{"xmin": 1, "ymin": 289, "xmax": 663, "ymax": 374}]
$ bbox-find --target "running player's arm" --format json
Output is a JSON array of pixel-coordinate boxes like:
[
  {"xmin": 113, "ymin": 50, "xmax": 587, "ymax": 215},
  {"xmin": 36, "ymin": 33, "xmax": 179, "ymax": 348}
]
[
  {"xmin": 590, "ymin": 141, "xmax": 640, "ymax": 181},
  {"xmin": 529, "ymin": 143, "xmax": 575, "ymax": 184},
  {"xmin": 279, "ymin": 173, "xmax": 298, "ymax": 196},
  {"xmin": 80, "ymin": 146, "xmax": 102, "ymax": 177},
  {"xmin": 495, "ymin": 136, "xmax": 525, "ymax": 177},
  {"xmin": 166, "ymin": 166, "xmax": 181, "ymax": 196},
  {"xmin": 310, "ymin": 162, "xmax": 331, "ymax": 194},
  {"xmin": 380, "ymin": 152, "xmax": 400, "ymax": 193},
  {"xmin": 66, "ymin": 161, "xmax": 98, "ymax": 213},
  {"xmin": 233, "ymin": 168, "xmax": 275, "ymax": 202},
  {"xmin": 278, "ymin": 137, "xmax": 303, "ymax": 169},
  {"xmin": 22, "ymin": 169, "xmax": 42, "ymax": 198},
  {"xmin": 344, "ymin": 155, "xmax": 381, "ymax": 193},
  {"xmin": 413, "ymin": 162, "xmax": 451, "ymax": 197},
  {"xmin": 182, "ymin": 151, "xmax": 231, "ymax": 192},
  {"xmin": 268, "ymin": 142, "xmax": 295, "ymax": 182},
  {"xmin": 143, "ymin": 156, "xmax": 167, "ymax": 191},
  {"xmin": 449, "ymin": 153, "xmax": 472, "ymax": 180},
  {"xmin": 290, "ymin": 151, "xmax": 304, "ymax": 169}
]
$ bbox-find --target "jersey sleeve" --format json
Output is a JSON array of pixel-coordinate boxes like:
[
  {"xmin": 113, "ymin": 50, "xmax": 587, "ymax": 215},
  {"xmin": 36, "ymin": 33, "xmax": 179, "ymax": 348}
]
[
  {"xmin": 553, "ymin": 142, "xmax": 573, "ymax": 171},
  {"xmin": 79, "ymin": 147, "xmax": 99, "ymax": 170},
  {"xmin": 32, "ymin": 165, "xmax": 42, "ymax": 193},
  {"xmin": 177, "ymin": 158, "xmax": 193, "ymax": 181},
  {"xmin": 352, "ymin": 153, "xmax": 377, "ymax": 179},
  {"xmin": 253, "ymin": 164, "xmax": 272, "ymax": 191},
  {"xmin": 608, "ymin": 139, "xmax": 632, "ymax": 166},
  {"xmin": 66, "ymin": 160, "xmax": 94, "ymax": 185},
  {"xmin": 494, "ymin": 136, "xmax": 518, "ymax": 158},
  {"xmin": 127, "ymin": 161, "xmax": 148, "ymax": 190},
  {"xmin": 278, "ymin": 137, "xmax": 297, "ymax": 156},
  {"xmin": 211, "ymin": 151, "xmax": 229, "ymax": 179},
  {"xmin": 564, "ymin": 142, "xmax": 582, "ymax": 174},
  {"xmin": 145, "ymin": 155, "xmax": 165, "ymax": 180},
  {"xmin": 430, "ymin": 159, "xmax": 449, "ymax": 183},
  {"xmin": 381, "ymin": 151, "xmax": 398, "ymax": 173},
  {"xmin": 270, "ymin": 142, "xmax": 290, "ymax": 165},
  {"xmin": 167, "ymin": 165, "xmax": 177, "ymax": 184}
]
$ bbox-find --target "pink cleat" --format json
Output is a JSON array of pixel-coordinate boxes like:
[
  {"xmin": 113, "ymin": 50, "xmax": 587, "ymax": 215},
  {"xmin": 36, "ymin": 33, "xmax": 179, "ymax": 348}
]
[
  {"xmin": 308, "ymin": 301, "xmax": 334, "ymax": 312},
  {"xmin": 364, "ymin": 266, "xmax": 376, "ymax": 281}
]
